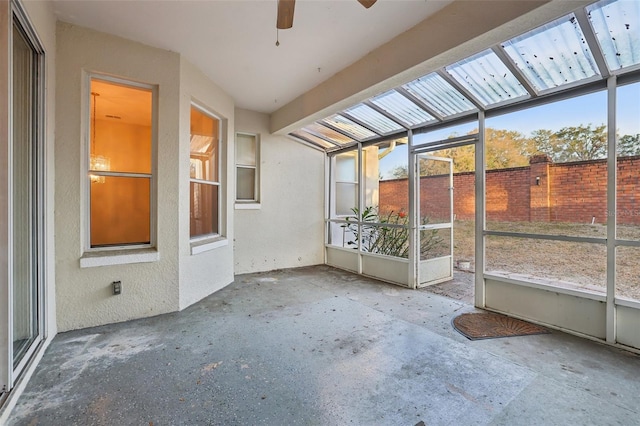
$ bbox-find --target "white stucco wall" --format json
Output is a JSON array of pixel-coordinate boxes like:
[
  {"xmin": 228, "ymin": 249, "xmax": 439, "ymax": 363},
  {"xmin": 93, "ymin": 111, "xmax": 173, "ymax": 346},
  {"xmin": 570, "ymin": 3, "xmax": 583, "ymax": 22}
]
[
  {"xmin": 233, "ymin": 109, "xmax": 325, "ymax": 274},
  {"xmin": 55, "ymin": 23, "xmax": 182, "ymax": 331},
  {"xmin": 178, "ymin": 58, "xmax": 235, "ymax": 310}
]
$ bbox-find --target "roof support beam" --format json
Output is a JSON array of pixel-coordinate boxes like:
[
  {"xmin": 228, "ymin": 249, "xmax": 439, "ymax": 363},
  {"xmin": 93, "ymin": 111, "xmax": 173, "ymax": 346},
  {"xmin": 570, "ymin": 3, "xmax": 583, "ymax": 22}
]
[{"xmin": 271, "ymin": 0, "xmax": 594, "ymax": 134}]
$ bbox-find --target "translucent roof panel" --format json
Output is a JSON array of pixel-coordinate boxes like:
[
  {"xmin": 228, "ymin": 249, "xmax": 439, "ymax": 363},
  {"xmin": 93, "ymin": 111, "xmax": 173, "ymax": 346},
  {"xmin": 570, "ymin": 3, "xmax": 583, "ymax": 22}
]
[
  {"xmin": 322, "ymin": 114, "xmax": 376, "ymax": 140},
  {"xmin": 403, "ymin": 73, "xmax": 476, "ymax": 117},
  {"xmin": 344, "ymin": 104, "xmax": 404, "ymax": 134},
  {"xmin": 302, "ymin": 123, "xmax": 354, "ymax": 145},
  {"xmin": 587, "ymin": 0, "xmax": 640, "ymax": 72},
  {"xmin": 370, "ymin": 90, "xmax": 435, "ymax": 127},
  {"xmin": 502, "ymin": 14, "xmax": 600, "ymax": 91},
  {"xmin": 290, "ymin": 130, "xmax": 339, "ymax": 149},
  {"xmin": 446, "ymin": 49, "xmax": 530, "ymax": 107}
]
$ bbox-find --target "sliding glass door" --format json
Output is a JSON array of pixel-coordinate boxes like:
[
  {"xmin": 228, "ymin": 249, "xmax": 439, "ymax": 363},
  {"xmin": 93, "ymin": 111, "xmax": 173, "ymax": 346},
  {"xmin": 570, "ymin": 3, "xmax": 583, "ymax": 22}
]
[
  {"xmin": 12, "ymin": 20, "xmax": 40, "ymax": 371},
  {"xmin": 1, "ymin": 0, "xmax": 46, "ymax": 394}
]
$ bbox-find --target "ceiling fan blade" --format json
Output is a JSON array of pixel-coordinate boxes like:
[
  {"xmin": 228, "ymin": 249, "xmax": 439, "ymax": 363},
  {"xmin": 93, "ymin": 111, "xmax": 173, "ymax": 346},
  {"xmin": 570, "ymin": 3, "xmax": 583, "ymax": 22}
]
[
  {"xmin": 357, "ymin": 0, "xmax": 377, "ymax": 9},
  {"xmin": 277, "ymin": 0, "xmax": 296, "ymax": 29}
]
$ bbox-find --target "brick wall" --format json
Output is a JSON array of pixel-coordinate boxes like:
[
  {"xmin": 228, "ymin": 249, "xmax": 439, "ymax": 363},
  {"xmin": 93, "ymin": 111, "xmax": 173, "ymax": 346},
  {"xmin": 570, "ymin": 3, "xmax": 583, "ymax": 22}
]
[{"xmin": 378, "ymin": 155, "xmax": 640, "ymax": 225}]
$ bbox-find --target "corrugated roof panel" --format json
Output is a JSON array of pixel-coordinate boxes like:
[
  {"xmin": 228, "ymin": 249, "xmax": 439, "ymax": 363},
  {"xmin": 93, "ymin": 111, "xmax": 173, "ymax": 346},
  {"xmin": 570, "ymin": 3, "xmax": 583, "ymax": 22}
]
[
  {"xmin": 403, "ymin": 73, "xmax": 476, "ymax": 116},
  {"xmin": 322, "ymin": 114, "xmax": 377, "ymax": 140},
  {"xmin": 587, "ymin": 0, "xmax": 640, "ymax": 72},
  {"xmin": 502, "ymin": 14, "xmax": 600, "ymax": 91},
  {"xmin": 446, "ymin": 49, "xmax": 530, "ymax": 107},
  {"xmin": 344, "ymin": 104, "xmax": 404, "ymax": 134},
  {"xmin": 290, "ymin": 130, "xmax": 339, "ymax": 149},
  {"xmin": 370, "ymin": 90, "xmax": 435, "ymax": 127},
  {"xmin": 303, "ymin": 123, "xmax": 354, "ymax": 145}
]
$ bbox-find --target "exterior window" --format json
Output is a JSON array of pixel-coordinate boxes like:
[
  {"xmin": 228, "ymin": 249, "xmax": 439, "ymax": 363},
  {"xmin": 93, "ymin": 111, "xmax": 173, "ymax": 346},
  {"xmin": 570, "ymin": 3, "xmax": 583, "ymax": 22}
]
[
  {"xmin": 88, "ymin": 77, "xmax": 154, "ymax": 248},
  {"xmin": 235, "ymin": 133, "xmax": 259, "ymax": 203},
  {"xmin": 334, "ymin": 151, "xmax": 358, "ymax": 216},
  {"xmin": 190, "ymin": 105, "xmax": 220, "ymax": 238}
]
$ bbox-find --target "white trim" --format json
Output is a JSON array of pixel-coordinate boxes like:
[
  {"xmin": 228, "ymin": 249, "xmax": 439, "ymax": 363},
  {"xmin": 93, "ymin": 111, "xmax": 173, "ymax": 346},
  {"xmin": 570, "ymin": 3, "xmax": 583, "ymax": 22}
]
[
  {"xmin": 235, "ymin": 132, "xmax": 260, "ymax": 203},
  {"xmin": 485, "ymin": 272, "xmax": 607, "ymax": 302},
  {"xmin": 615, "ymin": 297, "xmax": 640, "ymax": 310},
  {"xmin": 190, "ymin": 237, "xmax": 228, "ymax": 255},
  {"xmin": 474, "ymin": 111, "xmax": 486, "ymax": 308},
  {"xmin": 234, "ymin": 203, "xmax": 261, "ymax": 210},
  {"xmin": 0, "ymin": 0, "xmax": 10, "ymax": 393},
  {"xmin": 80, "ymin": 248, "xmax": 160, "ymax": 268}
]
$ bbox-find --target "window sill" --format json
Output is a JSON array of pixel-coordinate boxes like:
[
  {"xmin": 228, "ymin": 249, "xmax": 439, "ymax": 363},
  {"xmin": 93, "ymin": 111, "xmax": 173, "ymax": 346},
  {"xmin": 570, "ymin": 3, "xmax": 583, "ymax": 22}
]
[
  {"xmin": 190, "ymin": 236, "xmax": 228, "ymax": 255},
  {"xmin": 235, "ymin": 202, "xmax": 261, "ymax": 210},
  {"xmin": 80, "ymin": 248, "xmax": 160, "ymax": 268}
]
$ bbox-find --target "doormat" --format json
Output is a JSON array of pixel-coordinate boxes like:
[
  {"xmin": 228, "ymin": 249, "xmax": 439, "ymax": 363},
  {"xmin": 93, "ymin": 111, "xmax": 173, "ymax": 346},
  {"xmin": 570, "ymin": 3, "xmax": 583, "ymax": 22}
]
[{"xmin": 452, "ymin": 312, "xmax": 550, "ymax": 340}]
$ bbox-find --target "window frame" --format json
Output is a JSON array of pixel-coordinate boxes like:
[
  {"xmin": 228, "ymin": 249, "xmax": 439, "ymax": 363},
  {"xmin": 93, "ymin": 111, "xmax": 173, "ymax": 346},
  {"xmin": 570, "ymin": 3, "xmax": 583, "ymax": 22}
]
[
  {"xmin": 332, "ymin": 150, "xmax": 359, "ymax": 218},
  {"xmin": 234, "ymin": 132, "xmax": 260, "ymax": 207},
  {"xmin": 82, "ymin": 73, "xmax": 158, "ymax": 253},
  {"xmin": 189, "ymin": 102, "xmax": 223, "ymax": 242}
]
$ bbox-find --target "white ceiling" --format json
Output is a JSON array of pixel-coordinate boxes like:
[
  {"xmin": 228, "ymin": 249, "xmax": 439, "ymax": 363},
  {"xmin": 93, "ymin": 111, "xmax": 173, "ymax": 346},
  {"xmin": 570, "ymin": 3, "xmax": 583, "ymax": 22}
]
[{"xmin": 51, "ymin": 0, "xmax": 452, "ymax": 114}]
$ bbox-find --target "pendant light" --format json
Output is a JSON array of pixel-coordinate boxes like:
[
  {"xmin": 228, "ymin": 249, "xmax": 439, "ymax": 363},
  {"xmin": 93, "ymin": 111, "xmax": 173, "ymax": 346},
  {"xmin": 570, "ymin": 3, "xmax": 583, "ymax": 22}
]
[{"xmin": 90, "ymin": 91, "xmax": 110, "ymax": 184}]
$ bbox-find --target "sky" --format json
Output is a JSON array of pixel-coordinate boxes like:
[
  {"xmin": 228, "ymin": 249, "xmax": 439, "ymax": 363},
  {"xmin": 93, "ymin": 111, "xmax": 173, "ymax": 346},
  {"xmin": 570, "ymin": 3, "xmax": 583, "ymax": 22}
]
[{"xmin": 378, "ymin": 81, "xmax": 640, "ymax": 179}]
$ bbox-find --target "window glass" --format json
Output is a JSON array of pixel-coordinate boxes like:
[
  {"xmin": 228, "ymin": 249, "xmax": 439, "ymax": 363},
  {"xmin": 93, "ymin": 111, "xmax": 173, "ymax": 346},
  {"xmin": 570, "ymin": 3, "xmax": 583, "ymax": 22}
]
[
  {"xmin": 236, "ymin": 134, "xmax": 256, "ymax": 166},
  {"xmin": 235, "ymin": 133, "xmax": 259, "ymax": 202},
  {"xmin": 190, "ymin": 106, "xmax": 221, "ymax": 238},
  {"xmin": 89, "ymin": 78, "xmax": 153, "ymax": 248},
  {"xmin": 334, "ymin": 152, "xmax": 358, "ymax": 216},
  {"xmin": 190, "ymin": 182, "xmax": 219, "ymax": 237},
  {"xmin": 190, "ymin": 108, "xmax": 219, "ymax": 182},
  {"xmin": 90, "ymin": 176, "xmax": 151, "ymax": 246},
  {"xmin": 12, "ymin": 19, "xmax": 42, "ymax": 369},
  {"xmin": 90, "ymin": 80, "xmax": 152, "ymax": 175},
  {"xmin": 237, "ymin": 168, "xmax": 256, "ymax": 200}
]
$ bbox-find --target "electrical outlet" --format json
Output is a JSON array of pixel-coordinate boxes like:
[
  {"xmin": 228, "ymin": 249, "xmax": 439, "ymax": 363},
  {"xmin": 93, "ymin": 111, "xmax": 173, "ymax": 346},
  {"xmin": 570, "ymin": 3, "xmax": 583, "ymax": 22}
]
[{"xmin": 112, "ymin": 281, "xmax": 122, "ymax": 295}]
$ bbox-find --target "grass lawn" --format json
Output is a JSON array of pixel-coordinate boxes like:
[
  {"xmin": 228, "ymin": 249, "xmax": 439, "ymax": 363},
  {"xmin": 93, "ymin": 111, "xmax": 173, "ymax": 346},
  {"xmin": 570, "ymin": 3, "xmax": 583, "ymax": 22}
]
[{"xmin": 452, "ymin": 220, "xmax": 640, "ymax": 300}]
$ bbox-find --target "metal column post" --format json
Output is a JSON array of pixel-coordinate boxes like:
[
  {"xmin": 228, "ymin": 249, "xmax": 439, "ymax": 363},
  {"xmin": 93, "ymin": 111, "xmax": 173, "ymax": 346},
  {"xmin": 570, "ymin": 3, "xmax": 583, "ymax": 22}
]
[{"xmin": 474, "ymin": 112, "xmax": 486, "ymax": 307}]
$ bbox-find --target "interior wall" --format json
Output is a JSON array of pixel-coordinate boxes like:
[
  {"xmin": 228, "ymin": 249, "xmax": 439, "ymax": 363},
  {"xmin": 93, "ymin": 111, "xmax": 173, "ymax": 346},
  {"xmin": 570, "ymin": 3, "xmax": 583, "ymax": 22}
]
[
  {"xmin": 90, "ymin": 119, "xmax": 152, "ymax": 246},
  {"xmin": 233, "ymin": 108, "xmax": 325, "ymax": 274},
  {"xmin": 55, "ymin": 22, "xmax": 181, "ymax": 331},
  {"xmin": 178, "ymin": 57, "xmax": 235, "ymax": 310}
]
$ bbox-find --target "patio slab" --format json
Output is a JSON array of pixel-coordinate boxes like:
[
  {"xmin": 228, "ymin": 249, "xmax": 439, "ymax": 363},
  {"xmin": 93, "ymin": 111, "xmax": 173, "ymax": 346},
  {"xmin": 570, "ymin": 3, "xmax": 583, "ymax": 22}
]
[{"xmin": 7, "ymin": 265, "xmax": 640, "ymax": 425}]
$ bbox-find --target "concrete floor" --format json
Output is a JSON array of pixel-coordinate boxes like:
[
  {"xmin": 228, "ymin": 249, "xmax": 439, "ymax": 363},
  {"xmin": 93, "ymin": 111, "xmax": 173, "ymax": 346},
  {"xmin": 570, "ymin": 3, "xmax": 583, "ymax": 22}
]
[{"xmin": 8, "ymin": 265, "xmax": 640, "ymax": 425}]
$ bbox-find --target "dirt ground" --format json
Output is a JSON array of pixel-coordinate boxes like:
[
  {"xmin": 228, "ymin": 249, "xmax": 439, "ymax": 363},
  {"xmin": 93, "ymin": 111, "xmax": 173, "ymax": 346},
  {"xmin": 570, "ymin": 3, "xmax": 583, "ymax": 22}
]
[{"xmin": 449, "ymin": 220, "xmax": 640, "ymax": 301}]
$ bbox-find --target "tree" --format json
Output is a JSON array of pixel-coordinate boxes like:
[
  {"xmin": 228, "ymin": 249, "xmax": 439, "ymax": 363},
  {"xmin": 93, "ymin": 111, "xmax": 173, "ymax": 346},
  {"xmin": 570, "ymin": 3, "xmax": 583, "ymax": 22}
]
[
  {"xmin": 530, "ymin": 129, "xmax": 557, "ymax": 158},
  {"xmin": 554, "ymin": 124, "xmax": 607, "ymax": 162},
  {"xmin": 532, "ymin": 124, "xmax": 607, "ymax": 162},
  {"xmin": 484, "ymin": 128, "xmax": 533, "ymax": 170},
  {"xmin": 391, "ymin": 128, "xmax": 530, "ymax": 175},
  {"xmin": 618, "ymin": 133, "xmax": 640, "ymax": 157}
]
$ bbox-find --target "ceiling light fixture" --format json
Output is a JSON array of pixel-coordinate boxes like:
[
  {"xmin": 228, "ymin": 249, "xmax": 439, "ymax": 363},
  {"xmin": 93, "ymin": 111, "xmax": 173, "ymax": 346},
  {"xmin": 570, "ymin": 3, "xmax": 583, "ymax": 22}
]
[{"xmin": 275, "ymin": 0, "xmax": 377, "ymax": 45}]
